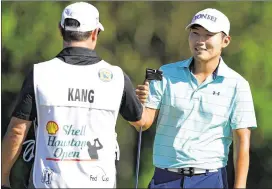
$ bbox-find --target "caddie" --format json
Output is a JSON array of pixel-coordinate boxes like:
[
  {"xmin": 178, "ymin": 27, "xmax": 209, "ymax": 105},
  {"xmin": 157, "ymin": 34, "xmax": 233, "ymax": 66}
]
[{"xmin": 1, "ymin": 2, "xmax": 147, "ymax": 188}]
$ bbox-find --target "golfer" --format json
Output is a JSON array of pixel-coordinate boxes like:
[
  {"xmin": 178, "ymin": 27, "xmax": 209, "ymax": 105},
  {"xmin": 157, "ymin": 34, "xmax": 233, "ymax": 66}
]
[
  {"xmin": 134, "ymin": 8, "xmax": 257, "ymax": 188},
  {"xmin": 1, "ymin": 2, "xmax": 146, "ymax": 188}
]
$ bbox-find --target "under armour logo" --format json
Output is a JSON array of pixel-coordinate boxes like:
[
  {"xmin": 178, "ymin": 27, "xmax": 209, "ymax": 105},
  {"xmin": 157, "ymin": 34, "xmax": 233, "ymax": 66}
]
[{"xmin": 213, "ymin": 91, "xmax": 220, "ymax": 96}]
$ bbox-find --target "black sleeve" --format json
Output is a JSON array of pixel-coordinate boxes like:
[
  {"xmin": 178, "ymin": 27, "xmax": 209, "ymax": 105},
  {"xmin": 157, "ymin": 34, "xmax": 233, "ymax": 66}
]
[
  {"xmin": 12, "ymin": 69, "xmax": 37, "ymax": 121},
  {"xmin": 119, "ymin": 72, "xmax": 143, "ymax": 122}
]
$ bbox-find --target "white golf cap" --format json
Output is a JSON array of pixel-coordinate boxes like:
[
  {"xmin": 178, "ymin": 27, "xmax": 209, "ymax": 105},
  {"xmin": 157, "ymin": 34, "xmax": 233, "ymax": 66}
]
[
  {"xmin": 185, "ymin": 8, "xmax": 230, "ymax": 35},
  {"xmin": 60, "ymin": 2, "xmax": 104, "ymax": 32}
]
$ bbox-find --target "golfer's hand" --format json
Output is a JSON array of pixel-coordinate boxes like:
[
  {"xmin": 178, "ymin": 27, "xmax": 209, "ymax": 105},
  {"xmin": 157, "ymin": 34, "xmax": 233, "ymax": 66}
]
[{"xmin": 135, "ymin": 81, "xmax": 149, "ymax": 104}]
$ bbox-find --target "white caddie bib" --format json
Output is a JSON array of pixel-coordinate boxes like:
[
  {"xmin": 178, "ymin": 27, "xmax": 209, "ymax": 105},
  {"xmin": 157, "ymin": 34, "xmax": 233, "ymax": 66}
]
[{"xmin": 33, "ymin": 58, "xmax": 124, "ymax": 188}]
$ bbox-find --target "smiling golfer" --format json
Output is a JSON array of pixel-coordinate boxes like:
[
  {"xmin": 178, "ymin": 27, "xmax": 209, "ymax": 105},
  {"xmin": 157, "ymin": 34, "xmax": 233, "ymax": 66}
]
[{"xmin": 134, "ymin": 8, "xmax": 257, "ymax": 188}]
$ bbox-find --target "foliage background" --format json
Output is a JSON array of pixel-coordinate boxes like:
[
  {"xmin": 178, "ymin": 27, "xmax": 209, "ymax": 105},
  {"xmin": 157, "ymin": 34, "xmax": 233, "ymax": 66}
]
[{"xmin": 2, "ymin": 1, "xmax": 272, "ymax": 188}]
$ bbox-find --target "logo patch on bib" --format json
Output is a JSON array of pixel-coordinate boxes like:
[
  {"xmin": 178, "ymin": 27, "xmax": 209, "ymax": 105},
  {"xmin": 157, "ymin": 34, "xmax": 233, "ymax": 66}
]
[
  {"xmin": 98, "ymin": 68, "xmax": 113, "ymax": 82},
  {"xmin": 41, "ymin": 167, "xmax": 54, "ymax": 184}
]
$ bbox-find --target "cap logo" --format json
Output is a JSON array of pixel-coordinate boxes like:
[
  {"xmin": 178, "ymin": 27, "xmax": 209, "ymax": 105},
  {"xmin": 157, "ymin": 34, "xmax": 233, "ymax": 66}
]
[
  {"xmin": 193, "ymin": 13, "xmax": 217, "ymax": 23},
  {"xmin": 65, "ymin": 9, "xmax": 73, "ymax": 16}
]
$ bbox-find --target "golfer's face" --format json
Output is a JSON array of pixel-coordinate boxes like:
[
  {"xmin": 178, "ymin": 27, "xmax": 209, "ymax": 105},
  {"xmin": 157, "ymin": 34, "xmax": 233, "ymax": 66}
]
[{"xmin": 189, "ymin": 26, "xmax": 224, "ymax": 62}]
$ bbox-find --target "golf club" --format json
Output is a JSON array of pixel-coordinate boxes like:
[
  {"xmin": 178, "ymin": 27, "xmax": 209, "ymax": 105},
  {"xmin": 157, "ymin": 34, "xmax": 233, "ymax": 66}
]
[{"xmin": 135, "ymin": 68, "xmax": 163, "ymax": 189}]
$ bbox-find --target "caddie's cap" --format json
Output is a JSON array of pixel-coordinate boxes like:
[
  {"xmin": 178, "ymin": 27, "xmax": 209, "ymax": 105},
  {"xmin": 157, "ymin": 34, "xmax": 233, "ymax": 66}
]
[{"xmin": 60, "ymin": 2, "xmax": 104, "ymax": 32}]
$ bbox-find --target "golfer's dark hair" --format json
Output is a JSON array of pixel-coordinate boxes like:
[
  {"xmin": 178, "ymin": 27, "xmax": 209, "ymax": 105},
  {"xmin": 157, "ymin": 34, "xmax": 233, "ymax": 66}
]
[
  {"xmin": 60, "ymin": 18, "xmax": 91, "ymax": 42},
  {"xmin": 221, "ymin": 32, "xmax": 227, "ymax": 39},
  {"xmin": 190, "ymin": 24, "xmax": 202, "ymax": 30}
]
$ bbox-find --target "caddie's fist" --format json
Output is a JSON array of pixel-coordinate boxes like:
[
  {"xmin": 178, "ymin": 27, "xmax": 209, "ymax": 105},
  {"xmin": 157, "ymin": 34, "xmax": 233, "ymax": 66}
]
[{"xmin": 135, "ymin": 81, "xmax": 149, "ymax": 104}]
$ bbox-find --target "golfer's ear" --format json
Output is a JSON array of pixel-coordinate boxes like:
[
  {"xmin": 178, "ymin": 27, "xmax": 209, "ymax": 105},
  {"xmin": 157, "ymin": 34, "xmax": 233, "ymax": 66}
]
[{"xmin": 222, "ymin": 35, "xmax": 231, "ymax": 48}]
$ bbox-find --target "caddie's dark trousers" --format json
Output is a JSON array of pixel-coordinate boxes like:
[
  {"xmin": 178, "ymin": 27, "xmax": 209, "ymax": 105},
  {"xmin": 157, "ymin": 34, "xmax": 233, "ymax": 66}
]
[{"xmin": 148, "ymin": 167, "xmax": 228, "ymax": 188}]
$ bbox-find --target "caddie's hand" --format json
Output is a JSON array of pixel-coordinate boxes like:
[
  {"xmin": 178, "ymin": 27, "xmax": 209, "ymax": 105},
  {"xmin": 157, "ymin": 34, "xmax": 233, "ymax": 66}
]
[{"xmin": 135, "ymin": 81, "xmax": 149, "ymax": 104}]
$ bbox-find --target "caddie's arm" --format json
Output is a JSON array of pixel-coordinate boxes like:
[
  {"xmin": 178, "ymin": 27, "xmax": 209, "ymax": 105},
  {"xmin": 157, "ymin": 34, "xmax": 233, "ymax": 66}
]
[
  {"xmin": 119, "ymin": 73, "xmax": 156, "ymax": 129},
  {"xmin": 233, "ymin": 128, "xmax": 251, "ymax": 188},
  {"xmin": 1, "ymin": 117, "xmax": 32, "ymax": 187},
  {"xmin": 2, "ymin": 69, "xmax": 36, "ymax": 188}
]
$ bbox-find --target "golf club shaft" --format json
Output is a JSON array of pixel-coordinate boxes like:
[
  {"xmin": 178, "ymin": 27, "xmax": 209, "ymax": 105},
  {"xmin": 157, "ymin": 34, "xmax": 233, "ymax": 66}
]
[{"xmin": 135, "ymin": 126, "xmax": 143, "ymax": 189}]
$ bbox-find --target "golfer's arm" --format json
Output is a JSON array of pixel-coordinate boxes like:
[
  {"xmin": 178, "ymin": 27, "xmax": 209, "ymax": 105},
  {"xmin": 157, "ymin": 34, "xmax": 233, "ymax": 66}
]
[
  {"xmin": 1, "ymin": 117, "xmax": 32, "ymax": 186},
  {"xmin": 129, "ymin": 107, "xmax": 159, "ymax": 131},
  {"xmin": 233, "ymin": 128, "xmax": 251, "ymax": 188}
]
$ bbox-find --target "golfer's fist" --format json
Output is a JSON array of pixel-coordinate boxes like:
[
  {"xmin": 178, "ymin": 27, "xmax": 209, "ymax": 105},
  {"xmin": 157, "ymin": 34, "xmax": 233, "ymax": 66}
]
[{"xmin": 135, "ymin": 81, "xmax": 149, "ymax": 104}]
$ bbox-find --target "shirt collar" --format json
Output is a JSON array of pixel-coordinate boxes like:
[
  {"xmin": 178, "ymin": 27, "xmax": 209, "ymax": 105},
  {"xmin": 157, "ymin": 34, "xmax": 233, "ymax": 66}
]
[
  {"xmin": 177, "ymin": 57, "xmax": 232, "ymax": 78},
  {"xmin": 56, "ymin": 47, "xmax": 101, "ymax": 65},
  {"xmin": 57, "ymin": 47, "xmax": 99, "ymax": 57}
]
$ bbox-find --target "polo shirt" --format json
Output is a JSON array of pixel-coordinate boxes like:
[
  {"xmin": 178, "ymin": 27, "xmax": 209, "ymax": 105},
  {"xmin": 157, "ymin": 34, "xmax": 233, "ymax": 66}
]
[{"xmin": 145, "ymin": 57, "xmax": 257, "ymax": 169}]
